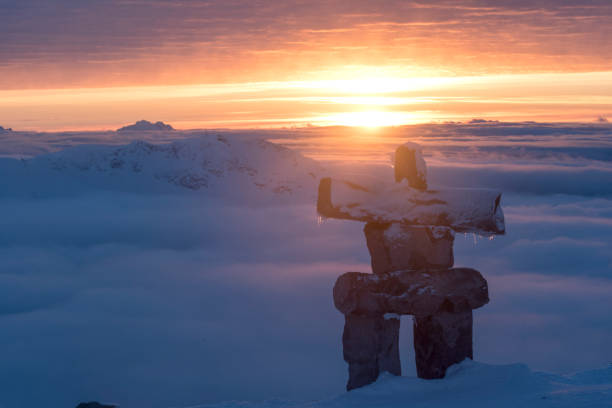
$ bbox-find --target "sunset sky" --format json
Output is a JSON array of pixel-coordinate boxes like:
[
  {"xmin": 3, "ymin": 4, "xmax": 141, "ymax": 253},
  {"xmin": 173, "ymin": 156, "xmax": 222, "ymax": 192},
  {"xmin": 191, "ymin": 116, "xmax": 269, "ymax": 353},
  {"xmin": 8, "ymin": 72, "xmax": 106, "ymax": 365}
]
[
  {"xmin": 2, "ymin": 3, "xmax": 612, "ymax": 407},
  {"xmin": 1, "ymin": 0, "xmax": 611, "ymax": 129}
]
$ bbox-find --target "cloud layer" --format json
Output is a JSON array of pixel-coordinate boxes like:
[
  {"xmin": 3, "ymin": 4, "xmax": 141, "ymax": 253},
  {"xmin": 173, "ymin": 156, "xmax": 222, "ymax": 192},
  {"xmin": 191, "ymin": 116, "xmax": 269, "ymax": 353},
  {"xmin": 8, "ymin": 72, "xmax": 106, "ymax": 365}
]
[
  {"xmin": 1, "ymin": 1, "xmax": 612, "ymax": 88},
  {"xmin": 0, "ymin": 123, "xmax": 611, "ymax": 407}
]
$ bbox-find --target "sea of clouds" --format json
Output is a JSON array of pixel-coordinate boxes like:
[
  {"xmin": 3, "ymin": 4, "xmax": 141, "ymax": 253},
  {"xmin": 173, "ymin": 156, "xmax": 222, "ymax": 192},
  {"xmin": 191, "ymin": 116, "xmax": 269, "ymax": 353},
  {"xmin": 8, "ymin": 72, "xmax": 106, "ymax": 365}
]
[{"xmin": 0, "ymin": 122, "xmax": 611, "ymax": 408}]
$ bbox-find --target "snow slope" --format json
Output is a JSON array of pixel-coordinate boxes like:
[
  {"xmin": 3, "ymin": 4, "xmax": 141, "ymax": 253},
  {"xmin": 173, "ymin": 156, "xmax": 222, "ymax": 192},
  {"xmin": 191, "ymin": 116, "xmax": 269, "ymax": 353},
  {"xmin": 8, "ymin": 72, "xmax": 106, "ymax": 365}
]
[
  {"xmin": 195, "ymin": 360, "xmax": 612, "ymax": 408},
  {"xmin": 0, "ymin": 134, "xmax": 322, "ymax": 201}
]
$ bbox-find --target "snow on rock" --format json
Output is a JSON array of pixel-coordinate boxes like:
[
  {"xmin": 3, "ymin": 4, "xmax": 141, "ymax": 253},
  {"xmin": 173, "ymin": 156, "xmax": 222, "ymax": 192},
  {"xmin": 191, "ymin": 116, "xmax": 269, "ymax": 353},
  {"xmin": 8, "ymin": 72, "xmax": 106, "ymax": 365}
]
[
  {"xmin": 117, "ymin": 120, "xmax": 174, "ymax": 132},
  {"xmin": 192, "ymin": 360, "xmax": 612, "ymax": 408},
  {"xmin": 319, "ymin": 177, "xmax": 505, "ymax": 234},
  {"xmin": 382, "ymin": 223, "xmax": 408, "ymax": 241},
  {"xmin": 0, "ymin": 134, "xmax": 322, "ymax": 200}
]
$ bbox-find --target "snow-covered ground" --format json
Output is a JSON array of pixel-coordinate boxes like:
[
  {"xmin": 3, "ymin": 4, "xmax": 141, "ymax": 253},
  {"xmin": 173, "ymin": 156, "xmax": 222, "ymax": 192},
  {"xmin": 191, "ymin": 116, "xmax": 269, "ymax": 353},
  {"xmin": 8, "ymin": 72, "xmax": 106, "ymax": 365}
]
[
  {"xmin": 196, "ymin": 360, "xmax": 612, "ymax": 408},
  {"xmin": 0, "ymin": 123, "xmax": 611, "ymax": 408}
]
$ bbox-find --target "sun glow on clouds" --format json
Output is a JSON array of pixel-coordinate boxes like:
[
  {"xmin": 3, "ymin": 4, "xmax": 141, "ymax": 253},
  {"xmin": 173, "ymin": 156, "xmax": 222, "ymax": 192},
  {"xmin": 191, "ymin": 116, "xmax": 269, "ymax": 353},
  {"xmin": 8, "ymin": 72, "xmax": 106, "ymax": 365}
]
[
  {"xmin": 291, "ymin": 74, "xmax": 465, "ymax": 95},
  {"xmin": 0, "ymin": 71, "xmax": 611, "ymax": 130},
  {"xmin": 319, "ymin": 111, "xmax": 417, "ymax": 128}
]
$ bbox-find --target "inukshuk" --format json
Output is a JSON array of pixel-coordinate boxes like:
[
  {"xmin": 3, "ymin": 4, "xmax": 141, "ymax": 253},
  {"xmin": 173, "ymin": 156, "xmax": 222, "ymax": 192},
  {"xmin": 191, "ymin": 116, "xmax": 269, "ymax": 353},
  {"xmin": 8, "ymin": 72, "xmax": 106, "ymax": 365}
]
[{"xmin": 317, "ymin": 142, "xmax": 505, "ymax": 390}]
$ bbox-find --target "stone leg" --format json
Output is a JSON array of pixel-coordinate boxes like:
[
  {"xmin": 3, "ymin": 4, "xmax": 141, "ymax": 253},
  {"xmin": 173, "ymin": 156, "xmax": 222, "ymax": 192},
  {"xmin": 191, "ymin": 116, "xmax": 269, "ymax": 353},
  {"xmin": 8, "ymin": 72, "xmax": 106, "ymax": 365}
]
[
  {"xmin": 343, "ymin": 314, "xmax": 401, "ymax": 390},
  {"xmin": 413, "ymin": 310, "xmax": 473, "ymax": 379},
  {"xmin": 378, "ymin": 316, "xmax": 401, "ymax": 377}
]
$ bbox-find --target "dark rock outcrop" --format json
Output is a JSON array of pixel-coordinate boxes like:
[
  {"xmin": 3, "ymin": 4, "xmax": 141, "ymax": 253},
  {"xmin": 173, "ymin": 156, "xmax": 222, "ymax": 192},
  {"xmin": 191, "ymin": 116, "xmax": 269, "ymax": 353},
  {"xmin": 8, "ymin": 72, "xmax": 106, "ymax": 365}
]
[{"xmin": 76, "ymin": 402, "xmax": 116, "ymax": 408}]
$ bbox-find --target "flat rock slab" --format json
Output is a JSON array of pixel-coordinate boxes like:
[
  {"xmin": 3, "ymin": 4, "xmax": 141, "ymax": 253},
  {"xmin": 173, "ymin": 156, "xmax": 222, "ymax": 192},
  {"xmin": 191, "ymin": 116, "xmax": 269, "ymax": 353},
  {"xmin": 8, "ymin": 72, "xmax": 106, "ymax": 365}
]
[
  {"xmin": 334, "ymin": 268, "xmax": 488, "ymax": 317},
  {"xmin": 317, "ymin": 177, "xmax": 505, "ymax": 235}
]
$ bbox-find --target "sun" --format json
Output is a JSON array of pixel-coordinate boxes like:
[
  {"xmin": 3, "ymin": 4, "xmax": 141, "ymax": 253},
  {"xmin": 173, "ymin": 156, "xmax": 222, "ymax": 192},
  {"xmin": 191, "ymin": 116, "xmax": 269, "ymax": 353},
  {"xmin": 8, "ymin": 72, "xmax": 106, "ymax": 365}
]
[
  {"xmin": 291, "ymin": 72, "xmax": 434, "ymax": 128},
  {"xmin": 286, "ymin": 70, "xmax": 452, "ymax": 127}
]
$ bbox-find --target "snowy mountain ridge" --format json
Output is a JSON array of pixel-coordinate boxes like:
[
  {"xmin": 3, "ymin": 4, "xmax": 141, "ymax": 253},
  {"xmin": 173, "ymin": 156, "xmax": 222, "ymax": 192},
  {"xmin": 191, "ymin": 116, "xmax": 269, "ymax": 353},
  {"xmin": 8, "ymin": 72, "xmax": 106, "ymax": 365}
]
[
  {"xmin": 117, "ymin": 120, "xmax": 174, "ymax": 132},
  {"xmin": 1, "ymin": 134, "xmax": 322, "ymax": 199}
]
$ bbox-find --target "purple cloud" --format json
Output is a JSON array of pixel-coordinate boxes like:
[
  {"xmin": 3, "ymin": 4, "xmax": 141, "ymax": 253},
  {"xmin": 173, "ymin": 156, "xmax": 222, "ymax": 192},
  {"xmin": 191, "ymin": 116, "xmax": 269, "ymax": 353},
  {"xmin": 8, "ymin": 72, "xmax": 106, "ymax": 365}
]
[{"xmin": 1, "ymin": 0, "xmax": 611, "ymax": 88}]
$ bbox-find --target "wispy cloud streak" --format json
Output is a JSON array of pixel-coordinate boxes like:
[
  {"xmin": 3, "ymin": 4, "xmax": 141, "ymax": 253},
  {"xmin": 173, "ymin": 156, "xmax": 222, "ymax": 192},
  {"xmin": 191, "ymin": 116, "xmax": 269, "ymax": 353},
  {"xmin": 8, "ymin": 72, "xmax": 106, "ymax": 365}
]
[{"xmin": 1, "ymin": 0, "xmax": 611, "ymax": 88}]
